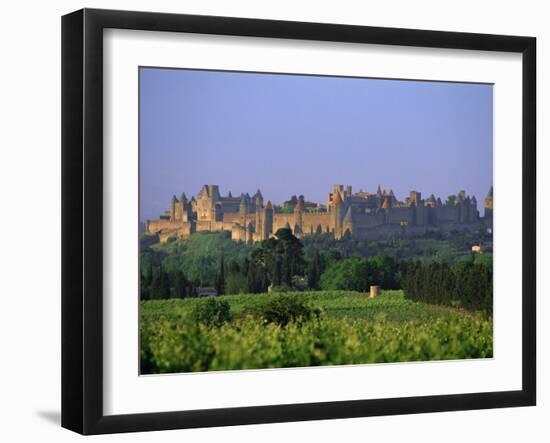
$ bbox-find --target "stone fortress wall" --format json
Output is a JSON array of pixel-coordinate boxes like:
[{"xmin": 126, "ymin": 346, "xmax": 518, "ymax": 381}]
[{"xmin": 146, "ymin": 184, "xmax": 494, "ymax": 243}]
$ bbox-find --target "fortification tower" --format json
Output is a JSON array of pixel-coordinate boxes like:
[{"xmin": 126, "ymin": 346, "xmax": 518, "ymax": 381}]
[
  {"xmin": 294, "ymin": 199, "xmax": 304, "ymax": 234},
  {"xmin": 183, "ymin": 193, "xmax": 193, "ymax": 221},
  {"xmin": 255, "ymin": 201, "xmax": 263, "ymax": 241},
  {"xmin": 172, "ymin": 192, "xmax": 185, "ymax": 222},
  {"xmin": 239, "ymin": 194, "xmax": 248, "ymax": 224},
  {"xmin": 409, "ymin": 191, "xmax": 421, "ymax": 207},
  {"xmin": 170, "ymin": 195, "xmax": 177, "ymax": 221},
  {"xmin": 342, "ymin": 206, "xmax": 354, "ymax": 236},
  {"xmin": 196, "ymin": 185, "xmax": 212, "ymax": 221},
  {"xmin": 263, "ymin": 200, "xmax": 273, "ymax": 240},
  {"xmin": 381, "ymin": 196, "xmax": 391, "ymax": 223},
  {"xmin": 246, "ymin": 222, "xmax": 254, "ymax": 244},
  {"xmin": 484, "ymin": 186, "xmax": 493, "ymax": 219},
  {"xmin": 254, "ymin": 189, "xmax": 263, "ymax": 210},
  {"xmin": 332, "ymin": 191, "xmax": 345, "ymax": 239},
  {"xmin": 332, "ymin": 185, "xmax": 344, "ymax": 202},
  {"xmin": 471, "ymin": 196, "xmax": 478, "ymax": 221}
]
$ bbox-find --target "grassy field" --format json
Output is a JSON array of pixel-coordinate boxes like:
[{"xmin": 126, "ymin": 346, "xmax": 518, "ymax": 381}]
[{"xmin": 140, "ymin": 290, "xmax": 493, "ymax": 374}]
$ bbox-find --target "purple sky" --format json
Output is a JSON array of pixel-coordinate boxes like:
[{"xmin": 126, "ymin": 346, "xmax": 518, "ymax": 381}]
[{"xmin": 139, "ymin": 68, "xmax": 493, "ymax": 222}]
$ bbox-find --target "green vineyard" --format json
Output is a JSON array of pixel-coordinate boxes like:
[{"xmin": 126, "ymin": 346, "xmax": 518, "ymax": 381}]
[{"xmin": 140, "ymin": 290, "xmax": 493, "ymax": 374}]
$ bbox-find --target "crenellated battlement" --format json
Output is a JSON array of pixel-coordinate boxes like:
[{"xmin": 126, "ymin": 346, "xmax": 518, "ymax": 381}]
[{"xmin": 146, "ymin": 184, "xmax": 493, "ymax": 243}]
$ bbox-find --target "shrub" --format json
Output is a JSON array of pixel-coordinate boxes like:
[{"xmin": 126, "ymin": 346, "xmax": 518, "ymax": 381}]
[
  {"xmin": 254, "ymin": 294, "xmax": 320, "ymax": 327},
  {"xmin": 319, "ymin": 256, "xmax": 399, "ymax": 291},
  {"xmin": 190, "ymin": 298, "xmax": 232, "ymax": 327}
]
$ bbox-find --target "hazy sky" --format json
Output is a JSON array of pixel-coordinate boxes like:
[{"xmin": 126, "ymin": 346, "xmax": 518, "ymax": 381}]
[{"xmin": 139, "ymin": 67, "xmax": 492, "ymax": 222}]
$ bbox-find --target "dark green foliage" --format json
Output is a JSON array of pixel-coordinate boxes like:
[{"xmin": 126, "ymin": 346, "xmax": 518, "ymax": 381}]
[
  {"xmin": 148, "ymin": 231, "xmax": 255, "ymax": 287},
  {"xmin": 173, "ymin": 271, "xmax": 189, "ymax": 298},
  {"xmin": 215, "ymin": 255, "xmax": 225, "ymax": 295},
  {"xmin": 139, "ymin": 265, "xmax": 153, "ymax": 300},
  {"xmin": 252, "ymin": 294, "xmax": 320, "ymax": 327},
  {"xmin": 148, "ymin": 267, "xmax": 162, "ymax": 300},
  {"xmin": 300, "ymin": 229, "xmax": 492, "ymax": 265},
  {"xmin": 256, "ymin": 227, "xmax": 305, "ymax": 289},
  {"xmin": 159, "ymin": 266, "xmax": 171, "ymax": 298},
  {"xmin": 190, "ymin": 297, "xmax": 232, "ymax": 327},
  {"xmin": 247, "ymin": 253, "xmax": 268, "ymax": 293},
  {"xmin": 402, "ymin": 261, "xmax": 492, "ymax": 313},
  {"xmin": 224, "ymin": 271, "xmax": 248, "ymax": 295},
  {"xmin": 307, "ymin": 250, "xmax": 322, "ymax": 290},
  {"xmin": 140, "ymin": 225, "xmax": 492, "ymax": 302},
  {"xmin": 319, "ymin": 256, "xmax": 401, "ymax": 292},
  {"xmin": 474, "ymin": 252, "xmax": 493, "ymax": 268}
]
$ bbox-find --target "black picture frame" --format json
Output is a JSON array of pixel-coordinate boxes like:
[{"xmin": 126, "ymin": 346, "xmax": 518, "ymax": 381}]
[{"xmin": 62, "ymin": 8, "xmax": 536, "ymax": 435}]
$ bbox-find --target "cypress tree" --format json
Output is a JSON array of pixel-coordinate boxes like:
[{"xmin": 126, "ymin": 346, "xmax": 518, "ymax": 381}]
[
  {"xmin": 139, "ymin": 268, "xmax": 149, "ymax": 300},
  {"xmin": 215, "ymin": 255, "xmax": 225, "ymax": 295},
  {"xmin": 307, "ymin": 250, "xmax": 321, "ymax": 290},
  {"xmin": 158, "ymin": 264, "xmax": 170, "ymax": 299},
  {"xmin": 273, "ymin": 257, "xmax": 282, "ymax": 287},
  {"xmin": 173, "ymin": 271, "xmax": 188, "ymax": 298},
  {"xmin": 150, "ymin": 267, "xmax": 161, "ymax": 300},
  {"xmin": 281, "ymin": 255, "xmax": 291, "ymax": 287}
]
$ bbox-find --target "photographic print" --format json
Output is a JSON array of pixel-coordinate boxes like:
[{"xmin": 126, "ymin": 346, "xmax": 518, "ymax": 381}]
[{"xmin": 139, "ymin": 67, "xmax": 494, "ymax": 375}]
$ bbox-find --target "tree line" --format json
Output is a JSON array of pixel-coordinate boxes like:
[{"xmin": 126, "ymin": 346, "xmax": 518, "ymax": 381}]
[
  {"xmin": 402, "ymin": 260, "xmax": 492, "ymax": 313},
  {"xmin": 140, "ymin": 228, "xmax": 323, "ymax": 299},
  {"xmin": 140, "ymin": 227, "xmax": 493, "ymax": 314}
]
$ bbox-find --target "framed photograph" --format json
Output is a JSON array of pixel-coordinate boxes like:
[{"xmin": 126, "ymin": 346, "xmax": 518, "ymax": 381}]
[{"xmin": 61, "ymin": 8, "xmax": 536, "ymax": 435}]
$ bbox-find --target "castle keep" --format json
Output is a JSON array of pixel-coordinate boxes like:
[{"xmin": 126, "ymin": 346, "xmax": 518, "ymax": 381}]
[{"xmin": 146, "ymin": 184, "xmax": 493, "ymax": 243}]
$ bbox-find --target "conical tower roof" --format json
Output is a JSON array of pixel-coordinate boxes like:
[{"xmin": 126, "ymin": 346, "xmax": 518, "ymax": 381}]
[
  {"xmin": 197, "ymin": 184, "xmax": 209, "ymax": 198},
  {"xmin": 343, "ymin": 206, "xmax": 354, "ymax": 223}
]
